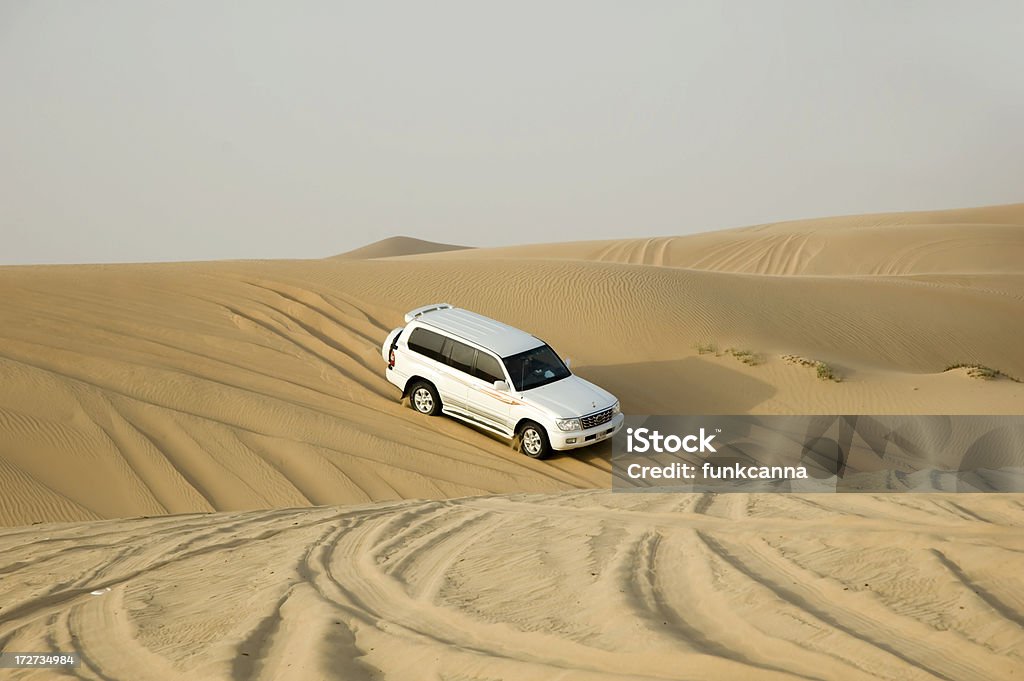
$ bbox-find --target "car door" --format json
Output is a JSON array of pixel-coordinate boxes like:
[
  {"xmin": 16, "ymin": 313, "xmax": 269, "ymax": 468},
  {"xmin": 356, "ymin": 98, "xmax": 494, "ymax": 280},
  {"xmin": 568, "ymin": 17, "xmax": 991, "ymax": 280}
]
[
  {"xmin": 434, "ymin": 337, "xmax": 472, "ymax": 413},
  {"xmin": 465, "ymin": 349, "xmax": 513, "ymax": 435}
]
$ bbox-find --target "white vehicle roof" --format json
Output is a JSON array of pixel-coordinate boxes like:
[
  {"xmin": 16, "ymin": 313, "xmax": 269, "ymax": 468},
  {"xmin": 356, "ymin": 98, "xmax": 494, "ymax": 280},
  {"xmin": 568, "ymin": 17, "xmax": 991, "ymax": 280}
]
[{"xmin": 409, "ymin": 305, "xmax": 544, "ymax": 358}]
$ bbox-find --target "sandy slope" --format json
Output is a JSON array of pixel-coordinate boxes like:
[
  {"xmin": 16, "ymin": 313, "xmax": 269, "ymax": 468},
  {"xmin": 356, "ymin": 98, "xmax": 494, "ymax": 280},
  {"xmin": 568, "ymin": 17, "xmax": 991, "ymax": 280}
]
[
  {"xmin": 1, "ymin": 204, "xmax": 1023, "ymax": 526},
  {"xmin": 1, "ymin": 491, "xmax": 1022, "ymax": 681},
  {"xmin": 0, "ymin": 264, "xmax": 607, "ymax": 526}
]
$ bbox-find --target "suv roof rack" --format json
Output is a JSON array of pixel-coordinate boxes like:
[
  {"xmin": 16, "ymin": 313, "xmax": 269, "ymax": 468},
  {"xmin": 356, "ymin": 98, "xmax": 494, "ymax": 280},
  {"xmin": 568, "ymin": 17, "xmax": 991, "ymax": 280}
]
[{"xmin": 404, "ymin": 303, "xmax": 453, "ymax": 323}]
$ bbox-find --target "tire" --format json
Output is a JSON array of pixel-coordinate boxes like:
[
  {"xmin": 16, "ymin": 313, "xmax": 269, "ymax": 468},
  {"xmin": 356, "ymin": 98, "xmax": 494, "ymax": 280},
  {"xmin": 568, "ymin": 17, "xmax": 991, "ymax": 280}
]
[
  {"xmin": 408, "ymin": 380, "xmax": 442, "ymax": 416},
  {"xmin": 518, "ymin": 421, "xmax": 551, "ymax": 459}
]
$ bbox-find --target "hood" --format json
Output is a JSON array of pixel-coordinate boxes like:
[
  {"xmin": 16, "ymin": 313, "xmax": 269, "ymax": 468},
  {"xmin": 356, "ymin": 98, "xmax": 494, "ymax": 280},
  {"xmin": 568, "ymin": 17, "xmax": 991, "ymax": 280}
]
[{"xmin": 520, "ymin": 375, "xmax": 617, "ymax": 418}]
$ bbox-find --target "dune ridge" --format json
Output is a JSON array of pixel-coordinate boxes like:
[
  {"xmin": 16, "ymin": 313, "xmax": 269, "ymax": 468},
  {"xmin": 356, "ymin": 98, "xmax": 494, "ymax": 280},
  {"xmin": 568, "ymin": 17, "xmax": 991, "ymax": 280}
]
[{"xmin": 409, "ymin": 202, "xmax": 1024, "ymax": 275}]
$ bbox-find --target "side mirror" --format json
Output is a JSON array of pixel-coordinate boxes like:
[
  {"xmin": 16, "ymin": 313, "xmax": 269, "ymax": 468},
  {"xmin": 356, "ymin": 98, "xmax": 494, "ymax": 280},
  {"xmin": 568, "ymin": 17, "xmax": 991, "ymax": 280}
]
[
  {"xmin": 564, "ymin": 357, "xmax": 572, "ymax": 369},
  {"xmin": 492, "ymin": 380, "xmax": 509, "ymax": 392}
]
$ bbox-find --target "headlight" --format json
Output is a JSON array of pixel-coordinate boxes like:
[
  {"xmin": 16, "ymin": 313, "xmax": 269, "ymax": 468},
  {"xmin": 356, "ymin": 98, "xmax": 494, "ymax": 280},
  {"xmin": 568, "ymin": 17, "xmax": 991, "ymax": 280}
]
[
  {"xmin": 611, "ymin": 401, "xmax": 620, "ymax": 415},
  {"xmin": 556, "ymin": 418, "xmax": 582, "ymax": 431}
]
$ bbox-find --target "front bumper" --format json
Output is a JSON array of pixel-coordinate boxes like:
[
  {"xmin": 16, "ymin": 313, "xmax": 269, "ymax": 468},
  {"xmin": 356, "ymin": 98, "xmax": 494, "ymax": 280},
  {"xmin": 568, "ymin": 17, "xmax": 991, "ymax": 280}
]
[{"xmin": 550, "ymin": 412, "xmax": 625, "ymax": 451}]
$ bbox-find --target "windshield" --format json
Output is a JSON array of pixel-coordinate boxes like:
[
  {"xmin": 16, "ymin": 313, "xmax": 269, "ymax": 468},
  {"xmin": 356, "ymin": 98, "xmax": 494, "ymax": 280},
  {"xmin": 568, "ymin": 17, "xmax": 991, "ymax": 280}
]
[{"xmin": 502, "ymin": 343, "xmax": 571, "ymax": 391}]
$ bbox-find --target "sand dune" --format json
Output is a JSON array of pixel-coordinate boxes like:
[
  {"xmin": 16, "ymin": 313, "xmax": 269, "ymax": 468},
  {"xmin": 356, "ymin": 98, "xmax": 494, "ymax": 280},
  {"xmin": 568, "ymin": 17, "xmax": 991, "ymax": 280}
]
[
  {"xmin": 2, "ymin": 204, "xmax": 1023, "ymax": 680},
  {"xmin": 332, "ymin": 236, "xmax": 471, "ymax": 260},
  {"xmin": 1, "ymin": 204, "xmax": 1023, "ymax": 526},
  {"xmin": 417, "ymin": 203, "xmax": 1024, "ymax": 276},
  {"xmin": 1, "ymin": 491, "xmax": 1022, "ymax": 680}
]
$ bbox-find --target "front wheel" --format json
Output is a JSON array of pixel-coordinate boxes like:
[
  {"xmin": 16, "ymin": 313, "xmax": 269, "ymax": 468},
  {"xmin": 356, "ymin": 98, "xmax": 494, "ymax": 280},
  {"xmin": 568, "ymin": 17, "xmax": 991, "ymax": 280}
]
[
  {"xmin": 408, "ymin": 381, "xmax": 442, "ymax": 416},
  {"xmin": 518, "ymin": 422, "xmax": 551, "ymax": 459}
]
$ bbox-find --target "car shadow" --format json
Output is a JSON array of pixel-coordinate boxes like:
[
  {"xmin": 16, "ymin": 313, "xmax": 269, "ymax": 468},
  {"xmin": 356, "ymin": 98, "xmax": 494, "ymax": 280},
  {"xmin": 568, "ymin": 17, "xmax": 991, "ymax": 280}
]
[
  {"xmin": 543, "ymin": 358, "xmax": 776, "ymax": 465},
  {"xmin": 573, "ymin": 356, "xmax": 777, "ymax": 415}
]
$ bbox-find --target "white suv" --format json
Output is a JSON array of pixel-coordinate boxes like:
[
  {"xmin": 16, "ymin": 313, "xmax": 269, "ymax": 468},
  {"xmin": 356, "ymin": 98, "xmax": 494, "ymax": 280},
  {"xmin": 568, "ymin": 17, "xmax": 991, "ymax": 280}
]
[{"xmin": 382, "ymin": 304, "xmax": 623, "ymax": 458}]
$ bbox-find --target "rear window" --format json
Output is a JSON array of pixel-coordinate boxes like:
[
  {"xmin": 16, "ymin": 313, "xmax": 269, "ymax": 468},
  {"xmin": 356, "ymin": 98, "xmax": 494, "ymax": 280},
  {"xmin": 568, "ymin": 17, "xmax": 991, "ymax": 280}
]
[
  {"xmin": 407, "ymin": 327, "xmax": 446, "ymax": 362},
  {"xmin": 474, "ymin": 352, "xmax": 505, "ymax": 384}
]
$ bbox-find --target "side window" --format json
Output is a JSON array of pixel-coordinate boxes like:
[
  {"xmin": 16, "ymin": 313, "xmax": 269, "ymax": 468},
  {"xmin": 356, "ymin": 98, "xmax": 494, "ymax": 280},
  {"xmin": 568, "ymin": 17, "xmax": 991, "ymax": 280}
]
[
  {"xmin": 407, "ymin": 327, "xmax": 446, "ymax": 362},
  {"xmin": 447, "ymin": 340, "xmax": 476, "ymax": 375},
  {"xmin": 474, "ymin": 352, "xmax": 505, "ymax": 384}
]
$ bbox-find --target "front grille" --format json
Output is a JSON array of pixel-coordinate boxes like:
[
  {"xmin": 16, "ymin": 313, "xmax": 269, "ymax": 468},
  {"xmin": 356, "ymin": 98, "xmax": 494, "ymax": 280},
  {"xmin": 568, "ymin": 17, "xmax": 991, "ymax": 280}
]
[{"xmin": 581, "ymin": 407, "xmax": 613, "ymax": 430}]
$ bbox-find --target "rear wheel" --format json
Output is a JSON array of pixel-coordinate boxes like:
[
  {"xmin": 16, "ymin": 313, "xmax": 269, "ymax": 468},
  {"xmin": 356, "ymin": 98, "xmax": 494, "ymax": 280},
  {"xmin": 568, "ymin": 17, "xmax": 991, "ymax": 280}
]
[
  {"xmin": 409, "ymin": 381, "xmax": 442, "ymax": 416},
  {"xmin": 518, "ymin": 421, "xmax": 551, "ymax": 459}
]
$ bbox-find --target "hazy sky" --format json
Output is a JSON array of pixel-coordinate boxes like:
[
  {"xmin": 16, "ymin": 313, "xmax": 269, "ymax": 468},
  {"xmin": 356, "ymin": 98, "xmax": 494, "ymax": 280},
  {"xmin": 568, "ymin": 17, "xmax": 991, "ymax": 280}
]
[{"xmin": 2, "ymin": 1, "xmax": 1023, "ymax": 265}]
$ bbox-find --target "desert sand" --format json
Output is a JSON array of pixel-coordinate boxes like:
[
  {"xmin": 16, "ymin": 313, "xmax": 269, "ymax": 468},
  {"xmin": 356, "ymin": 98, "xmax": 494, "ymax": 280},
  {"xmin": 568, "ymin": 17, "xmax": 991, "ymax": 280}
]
[
  {"xmin": 1, "ymin": 204, "xmax": 1023, "ymax": 679},
  {"xmin": 1, "ymin": 492, "xmax": 1023, "ymax": 680}
]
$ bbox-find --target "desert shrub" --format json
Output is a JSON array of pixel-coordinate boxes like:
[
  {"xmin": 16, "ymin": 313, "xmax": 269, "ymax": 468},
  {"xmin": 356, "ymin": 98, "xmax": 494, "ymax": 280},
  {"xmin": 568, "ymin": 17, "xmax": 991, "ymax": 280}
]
[
  {"xmin": 944, "ymin": 363, "xmax": 1018, "ymax": 381},
  {"xmin": 695, "ymin": 342, "xmax": 717, "ymax": 355},
  {"xmin": 815, "ymin": 362, "xmax": 836, "ymax": 381},
  {"xmin": 725, "ymin": 348, "xmax": 763, "ymax": 366},
  {"xmin": 783, "ymin": 354, "xmax": 840, "ymax": 382}
]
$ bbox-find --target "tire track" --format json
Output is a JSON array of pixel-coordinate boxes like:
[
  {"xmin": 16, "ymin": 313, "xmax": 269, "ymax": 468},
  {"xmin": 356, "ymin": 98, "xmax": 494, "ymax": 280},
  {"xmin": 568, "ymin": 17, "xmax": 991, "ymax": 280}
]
[{"xmin": 695, "ymin": 532, "xmax": 1016, "ymax": 681}]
